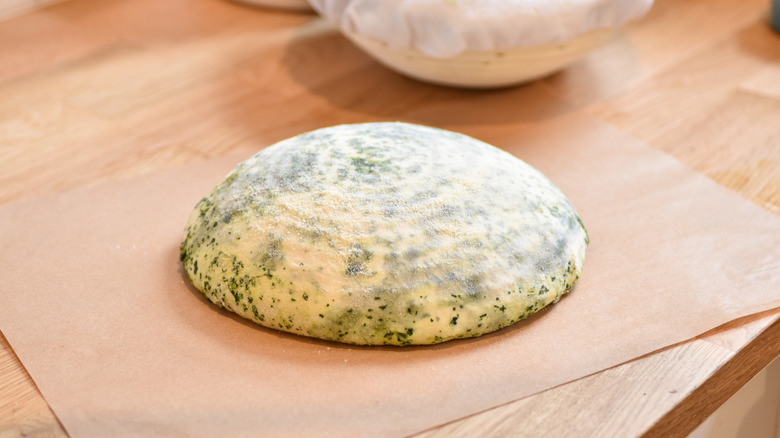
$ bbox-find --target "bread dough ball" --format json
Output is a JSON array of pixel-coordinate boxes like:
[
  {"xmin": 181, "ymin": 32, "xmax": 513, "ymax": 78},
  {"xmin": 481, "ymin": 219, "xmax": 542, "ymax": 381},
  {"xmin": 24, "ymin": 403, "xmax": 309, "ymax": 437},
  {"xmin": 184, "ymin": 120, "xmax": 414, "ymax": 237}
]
[{"xmin": 180, "ymin": 122, "xmax": 588, "ymax": 345}]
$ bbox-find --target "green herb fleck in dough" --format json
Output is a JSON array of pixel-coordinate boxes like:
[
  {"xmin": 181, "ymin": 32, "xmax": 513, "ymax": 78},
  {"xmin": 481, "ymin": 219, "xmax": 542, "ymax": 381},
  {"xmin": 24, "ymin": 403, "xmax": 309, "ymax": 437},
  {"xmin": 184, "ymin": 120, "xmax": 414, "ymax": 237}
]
[{"xmin": 179, "ymin": 122, "xmax": 588, "ymax": 346}]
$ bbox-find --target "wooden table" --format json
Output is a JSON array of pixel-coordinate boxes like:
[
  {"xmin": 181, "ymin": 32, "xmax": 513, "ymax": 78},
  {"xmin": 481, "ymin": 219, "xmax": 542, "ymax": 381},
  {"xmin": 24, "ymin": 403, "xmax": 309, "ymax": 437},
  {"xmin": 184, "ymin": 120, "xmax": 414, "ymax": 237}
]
[{"xmin": 1, "ymin": 0, "xmax": 779, "ymax": 436}]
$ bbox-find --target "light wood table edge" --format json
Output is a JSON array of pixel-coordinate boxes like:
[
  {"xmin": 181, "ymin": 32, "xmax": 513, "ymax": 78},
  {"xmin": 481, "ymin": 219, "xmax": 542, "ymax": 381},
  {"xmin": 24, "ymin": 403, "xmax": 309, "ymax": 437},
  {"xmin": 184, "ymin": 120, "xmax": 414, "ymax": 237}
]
[
  {"xmin": 643, "ymin": 314, "xmax": 780, "ymax": 437},
  {"xmin": 413, "ymin": 311, "xmax": 780, "ymax": 438}
]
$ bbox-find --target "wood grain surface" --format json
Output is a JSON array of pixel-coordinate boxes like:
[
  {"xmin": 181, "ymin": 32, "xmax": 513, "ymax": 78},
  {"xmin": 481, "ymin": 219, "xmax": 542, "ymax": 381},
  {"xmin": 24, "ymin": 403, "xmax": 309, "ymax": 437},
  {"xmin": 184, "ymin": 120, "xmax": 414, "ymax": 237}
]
[{"xmin": 1, "ymin": 0, "xmax": 779, "ymax": 436}]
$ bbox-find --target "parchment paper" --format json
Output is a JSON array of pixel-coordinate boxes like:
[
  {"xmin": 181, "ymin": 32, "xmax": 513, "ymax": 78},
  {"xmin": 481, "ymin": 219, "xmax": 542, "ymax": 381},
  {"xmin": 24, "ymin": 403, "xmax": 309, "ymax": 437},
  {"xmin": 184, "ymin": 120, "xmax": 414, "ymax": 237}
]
[{"xmin": 1, "ymin": 113, "xmax": 779, "ymax": 437}]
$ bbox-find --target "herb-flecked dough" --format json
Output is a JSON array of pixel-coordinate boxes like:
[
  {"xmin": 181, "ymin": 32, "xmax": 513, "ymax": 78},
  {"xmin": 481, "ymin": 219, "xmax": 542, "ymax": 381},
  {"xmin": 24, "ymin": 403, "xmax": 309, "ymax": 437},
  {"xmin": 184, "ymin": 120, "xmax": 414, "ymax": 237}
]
[{"xmin": 180, "ymin": 122, "xmax": 588, "ymax": 346}]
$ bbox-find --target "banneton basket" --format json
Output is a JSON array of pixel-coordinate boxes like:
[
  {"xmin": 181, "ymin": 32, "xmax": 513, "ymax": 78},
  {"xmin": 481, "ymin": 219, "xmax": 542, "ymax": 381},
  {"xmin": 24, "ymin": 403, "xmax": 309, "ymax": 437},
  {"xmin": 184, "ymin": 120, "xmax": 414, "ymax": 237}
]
[
  {"xmin": 308, "ymin": 0, "xmax": 653, "ymax": 88},
  {"xmin": 232, "ymin": 0, "xmax": 311, "ymax": 11}
]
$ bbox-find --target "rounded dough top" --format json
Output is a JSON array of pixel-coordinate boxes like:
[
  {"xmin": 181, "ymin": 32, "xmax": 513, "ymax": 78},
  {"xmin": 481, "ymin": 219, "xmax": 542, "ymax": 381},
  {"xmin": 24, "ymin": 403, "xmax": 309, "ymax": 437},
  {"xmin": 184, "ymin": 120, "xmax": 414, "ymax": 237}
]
[
  {"xmin": 180, "ymin": 122, "xmax": 588, "ymax": 345},
  {"xmin": 308, "ymin": 0, "xmax": 653, "ymax": 57}
]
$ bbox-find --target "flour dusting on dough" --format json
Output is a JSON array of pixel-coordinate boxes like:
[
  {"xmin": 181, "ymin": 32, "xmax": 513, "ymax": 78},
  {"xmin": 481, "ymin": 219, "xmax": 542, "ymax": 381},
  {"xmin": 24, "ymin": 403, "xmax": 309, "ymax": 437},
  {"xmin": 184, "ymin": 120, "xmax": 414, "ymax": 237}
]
[{"xmin": 180, "ymin": 122, "xmax": 588, "ymax": 345}]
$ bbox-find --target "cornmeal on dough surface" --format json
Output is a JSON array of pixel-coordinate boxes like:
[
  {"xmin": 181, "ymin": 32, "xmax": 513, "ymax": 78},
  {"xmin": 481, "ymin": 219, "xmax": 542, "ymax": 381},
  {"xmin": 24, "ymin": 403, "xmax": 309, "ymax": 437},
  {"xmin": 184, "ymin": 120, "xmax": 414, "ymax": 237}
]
[{"xmin": 180, "ymin": 122, "xmax": 588, "ymax": 345}]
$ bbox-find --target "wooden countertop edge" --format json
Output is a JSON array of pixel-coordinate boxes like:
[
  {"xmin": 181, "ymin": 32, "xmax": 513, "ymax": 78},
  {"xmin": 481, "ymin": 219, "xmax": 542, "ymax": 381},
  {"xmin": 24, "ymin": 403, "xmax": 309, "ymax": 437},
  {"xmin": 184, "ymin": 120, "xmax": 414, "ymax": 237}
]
[
  {"xmin": 643, "ymin": 313, "xmax": 780, "ymax": 437},
  {"xmin": 414, "ymin": 311, "xmax": 780, "ymax": 438}
]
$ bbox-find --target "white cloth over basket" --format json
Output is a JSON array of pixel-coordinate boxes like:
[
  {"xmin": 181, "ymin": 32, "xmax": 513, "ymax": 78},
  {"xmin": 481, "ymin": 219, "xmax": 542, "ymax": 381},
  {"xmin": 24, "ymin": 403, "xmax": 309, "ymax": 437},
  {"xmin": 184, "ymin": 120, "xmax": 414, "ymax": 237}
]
[{"xmin": 308, "ymin": 0, "xmax": 653, "ymax": 58}]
